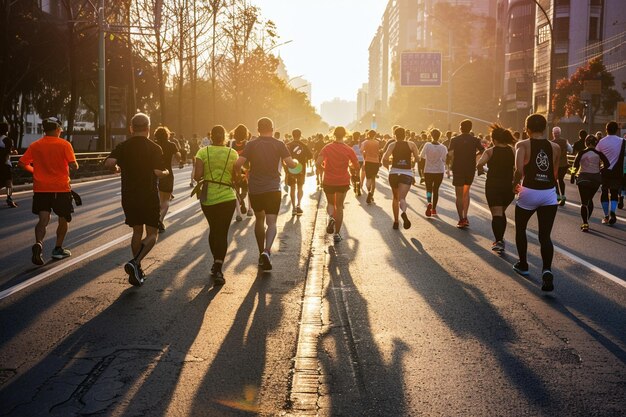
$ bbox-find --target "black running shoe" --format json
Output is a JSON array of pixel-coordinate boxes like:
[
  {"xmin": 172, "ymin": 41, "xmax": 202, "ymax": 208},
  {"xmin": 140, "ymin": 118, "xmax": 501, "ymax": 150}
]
[
  {"xmin": 366, "ymin": 192, "xmax": 372, "ymax": 204},
  {"xmin": 158, "ymin": 221, "xmax": 166, "ymax": 233},
  {"xmin": 211, "ymin": 265, "xmax": 225, "ymax": 285},
  {"xmin": 31, "ymin": 243, "xmax": 44, "ymax": 265},
  {"xmin": 541, "ymin": 270, "xmax": 554, "ymax": 292},
  {"xmin": 513, "ymin": 261, "xmax": 529, "ymax": 276},
  {"xmin": 401, "ymin": 212, "xmax": 411, "ymax": 229},
  {"xmin": 392, "ymin": 221, "xmax": 399, "ymax": 230},
  {"xmin": 125, "ymin": 259, "xmax": 143, "ymax": 286},
  {"xmin": 326, "ymin": 217, "xmax": 335, "ymax": 234},
  {"xmin": 618, "ymin": 196, "xmax": 624, "ymax": 210},
  {"xmin": 259, "ymin": 252, "xmax": 272, "ymax": 271},
  {"xmin": 609, "ymin": 211, "xmax": 617, "ymax": 225},
  {"xmin": 6, "ymin": 198, "xmax": 17, "ymax": 208}
]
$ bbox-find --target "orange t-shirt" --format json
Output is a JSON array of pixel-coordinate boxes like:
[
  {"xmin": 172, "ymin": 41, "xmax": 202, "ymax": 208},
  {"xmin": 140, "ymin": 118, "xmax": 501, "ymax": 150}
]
[
  {"xmin": 19, "ymin": 136, "xmax": 76, "ymax": 192},
  {"xmin": 361, "ymin": 139, "xmax": 381, "ymax": 163}
]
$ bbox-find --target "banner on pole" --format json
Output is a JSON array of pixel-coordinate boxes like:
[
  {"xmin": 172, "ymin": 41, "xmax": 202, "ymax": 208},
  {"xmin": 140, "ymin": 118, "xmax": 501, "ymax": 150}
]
[{"xmin": 400, "ymin": 52, "xmax": 442, "ymax": 87}]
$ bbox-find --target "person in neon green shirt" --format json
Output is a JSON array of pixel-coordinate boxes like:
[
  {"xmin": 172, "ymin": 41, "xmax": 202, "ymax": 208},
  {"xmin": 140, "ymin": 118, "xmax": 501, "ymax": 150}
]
[{"xmin": 194, "ymin": 125, "xmax": 238, "ymax": 285}]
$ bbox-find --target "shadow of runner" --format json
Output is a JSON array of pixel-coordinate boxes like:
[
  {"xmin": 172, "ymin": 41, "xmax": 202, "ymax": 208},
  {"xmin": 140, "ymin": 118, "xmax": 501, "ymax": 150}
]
[
  {"xmin": 185, "ymin": 271, "xmax": 286, "ymax": 417},
  {"xmin": 0, "ymin": 233, "xmax": 214, "ymax": 417},
  {"xmin": 319, "ymin": 238, "xmax": 408, "ymax": 416}
]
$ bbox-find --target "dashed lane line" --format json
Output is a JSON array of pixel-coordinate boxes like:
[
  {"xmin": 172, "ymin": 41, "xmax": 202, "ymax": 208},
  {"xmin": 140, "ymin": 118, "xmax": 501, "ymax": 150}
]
[{"xmin": 0, "ymin": 200, "xmax": 198, "ymax": 302}]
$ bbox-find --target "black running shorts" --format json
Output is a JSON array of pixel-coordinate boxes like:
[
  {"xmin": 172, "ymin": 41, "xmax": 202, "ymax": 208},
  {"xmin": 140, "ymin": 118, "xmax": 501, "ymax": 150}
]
[
  {"xmin": 122, "ymin": 193, "xmax": 160, "ymax": 228},
  {"xmin": 452, "ymin": 171, "xmax": 475, "ymax": 186},
  {"xmin": 286, "ymin": 173, "xmax": 305, "ymax": 187},
  {"xmin": 388, "ymin": 174, "xmax": 413, "ymax": 189},
  {"xmin": 485, "ymin": 185, "xmax": 515, "ymax": 208},
  {"xmin": 364, "ymin": 162, "xmax": 380, "ymax": 179},
  {"xmin": 322, "ymin": 184, "xmax": 350, "ymax": 194},
  {"xmin": 249, "ymin": 191, "xmax": 281, "ymax": 215},
  {"xmin": 158, "ymin": 174, "xmax": 174, "ymax": 193},
  {"xmin": 32, "ymin": 192, "xmax": 74, "ymax": 221}
]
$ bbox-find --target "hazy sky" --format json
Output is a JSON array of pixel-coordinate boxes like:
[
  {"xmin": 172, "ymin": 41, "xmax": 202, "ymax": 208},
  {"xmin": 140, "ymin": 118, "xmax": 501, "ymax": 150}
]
[{"xmin": 252, "ymin": 0, "xmax": 388, "ymax": 110}]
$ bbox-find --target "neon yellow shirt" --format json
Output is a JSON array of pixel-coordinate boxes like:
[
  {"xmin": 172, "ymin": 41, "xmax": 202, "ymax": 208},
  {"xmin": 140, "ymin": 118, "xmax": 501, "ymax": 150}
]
[{"xmin": 196, "ymin": 146, "xmax": 238, "ymax": 206}]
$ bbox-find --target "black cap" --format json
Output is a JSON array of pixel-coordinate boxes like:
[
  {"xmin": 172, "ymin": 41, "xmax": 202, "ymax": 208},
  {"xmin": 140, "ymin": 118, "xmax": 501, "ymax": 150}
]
[{"xmin": 42, "ymin": 116, "xmax": 62, "ymax": 131}]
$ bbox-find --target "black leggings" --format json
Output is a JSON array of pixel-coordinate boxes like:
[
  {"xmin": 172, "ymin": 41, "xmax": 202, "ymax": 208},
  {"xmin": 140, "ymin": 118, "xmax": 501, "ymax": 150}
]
[
  {"xmin": 201, "ymin": 200, "xmax": 236, "ymax": 262},
  {"xmin": 515, "ymin": 204, "xmax": 558, "ymax": 270},
  {"xmin": 424, "ymin": 173, "xmax": 443, "ymax": 208},
  {"xmin": 577, "ymin": 181, "xmax": 600, "ymax": 223},
  {"xmin": 557, "ymin": 166, "xmax": 568, "ymax": 196}
]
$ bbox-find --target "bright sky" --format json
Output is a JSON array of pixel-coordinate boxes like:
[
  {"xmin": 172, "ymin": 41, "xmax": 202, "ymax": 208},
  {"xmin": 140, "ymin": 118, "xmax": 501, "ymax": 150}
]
[{"xmin": 252, "ymin": 0, "xmax": 388, "ymax": 110}]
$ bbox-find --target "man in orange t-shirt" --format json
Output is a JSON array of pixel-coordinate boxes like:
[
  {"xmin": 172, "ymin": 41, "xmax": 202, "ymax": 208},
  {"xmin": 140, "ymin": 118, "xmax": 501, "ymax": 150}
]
[
  {"xmin": 360, "ymin": 129, "xmax": 381, "ymax": 204},
  {"xmin": 18, "ymin": 117, "xmax": 78, "ymax": 265}
]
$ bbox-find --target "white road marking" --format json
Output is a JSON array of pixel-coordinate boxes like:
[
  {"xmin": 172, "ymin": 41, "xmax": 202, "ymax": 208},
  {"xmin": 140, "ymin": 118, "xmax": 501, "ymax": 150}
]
[{"xmin": 0, "ymin": 200, "xmax": 198, "ymax": 301}]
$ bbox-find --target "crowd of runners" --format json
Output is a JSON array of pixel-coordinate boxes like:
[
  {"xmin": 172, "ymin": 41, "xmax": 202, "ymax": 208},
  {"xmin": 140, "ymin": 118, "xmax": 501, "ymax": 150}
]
[{"xmin": 7, "ymin": 113, "xmax": 626, "ymax": 293}]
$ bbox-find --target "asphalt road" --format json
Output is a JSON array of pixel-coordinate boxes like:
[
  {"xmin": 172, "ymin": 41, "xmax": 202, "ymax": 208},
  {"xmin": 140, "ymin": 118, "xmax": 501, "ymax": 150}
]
[{"xmin": 0, "ymin": 165, "xmax": 624, "ymax": 416}]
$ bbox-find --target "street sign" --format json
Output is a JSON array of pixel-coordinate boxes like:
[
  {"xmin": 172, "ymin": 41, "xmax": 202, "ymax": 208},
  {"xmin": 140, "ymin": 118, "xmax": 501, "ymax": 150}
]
[
  {"xmin": 516, "ymin": 101, "xmax": 529, "ymax": 109},
  {"xmin": 616, "ymin": 102, "xmax": 626, "ymax": 124},
  {"xmin": 400, "ymin": 52, "xmax": 442, "ymax": 87}
]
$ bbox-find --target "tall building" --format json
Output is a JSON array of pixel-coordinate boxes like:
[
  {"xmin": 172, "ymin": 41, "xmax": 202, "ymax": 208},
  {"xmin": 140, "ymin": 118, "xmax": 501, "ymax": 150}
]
[
  {"xmin": 320, "ymin": 98, "xmax": 357, "ymax": 127},
  {"xmin": 368, "ymin": 26, "xmax": 385, "ymax": 113},
  {"xmin": 357, "ymin": 84, "xmax": 369, "ymax": 121},
  {"xmin": 532, "ymin": 0, "xmax": 626, "ymax": 117}
]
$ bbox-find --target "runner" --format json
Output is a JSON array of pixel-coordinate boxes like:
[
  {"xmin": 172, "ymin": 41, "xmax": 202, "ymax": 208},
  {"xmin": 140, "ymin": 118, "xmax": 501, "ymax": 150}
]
[
  {"xmin": 448, "ymin": 119, "xmax": 485, "ymax": 228},
  {"xmin": 316, "ymin": 126, "xmax": 360, "ymax": 242},
  {"xmin": 351, "ymin": 131, "xmax": 364, "ymax": 196},
  {"xmin": 551, "ymin": 127, "xmax": 571, "ymax": 206},
  {"xmin": 104, "ymin": 113, "xmax": 170, "ymax": 286},
  {"xmin": 193, "ymin": 125, "xmax": 238, "ymax": 285},
  {"xmin": 571, "ymin": 135, "xmax": 609, "ymax": 231},
  {"xmin": 285, "ymin": 128, "xmax": 312, "ymax": 215},
  {"xmin": 233, "ymin": 117, "xmax": 297, "ymax": 271},
  {"xmin": 420, "ymin": 128, "xmax": 447, "ymax": 217},
  {"xmin": 311, "ymin": 134, "xmax": 325, "ymax": 187},
  {"xmin": 361, "ymin": 129, "xmax": 381, "ymax": 204},
  {"xmin": 230, "ymin": 124, "xmax": 252, "ymax": 221},
  {"xmin": 512, "ymin": 114, "xmax": 560, "ymax": 292},
  {"xmin": 382, "ymin": 127, "xmax": 420, "ymax": 230},
  {"xmin": 572, "ymin": 129, "xmax": 587, "ymax": 156},
  {"xmin": 0, "ymin": 122, "xmax": 18, "ymax": 207},
  {"xmin": 442, "ymin": 130, "xmax": 453, "ymax": 178},
  {"xmin": 621, "ymin": 133, "xmax": 626, "ymax": 209},
  {"xmin": 18, "ymin": 117, "xmax": 78, "ymax": 264},
  {"xmin": 154, "ymin": 126, "xmax": 180, "ymax": 233},
  {"xmin": 595, "ymin": 121, "xmax": 625, "ymax": 225},
  {"xmin": 476, "ymin": 124, "xmax": 516, "ymax": 253}
]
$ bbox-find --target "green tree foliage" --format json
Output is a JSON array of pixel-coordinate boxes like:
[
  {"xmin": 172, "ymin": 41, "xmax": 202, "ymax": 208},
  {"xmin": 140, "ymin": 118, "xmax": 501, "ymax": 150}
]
[{"xmin": 552, "ymin": 57, "xmax": 623, "ymax": 119}]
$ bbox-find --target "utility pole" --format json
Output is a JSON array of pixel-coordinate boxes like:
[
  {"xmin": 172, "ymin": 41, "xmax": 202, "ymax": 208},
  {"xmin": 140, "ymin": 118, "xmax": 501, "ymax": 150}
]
[{"xmin": 98, "ymin": 0, "xmax": 107, "ymax": 151}]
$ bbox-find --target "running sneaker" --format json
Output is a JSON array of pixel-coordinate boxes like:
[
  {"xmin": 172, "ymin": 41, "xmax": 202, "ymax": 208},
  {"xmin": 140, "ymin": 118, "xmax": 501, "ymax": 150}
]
[
  {"xmin": 609, "ymin": 211, "xmax": 617, "ymax": 225},
  {"xmin": 425, "ymin": 203, "xmax": 432, "ymax": 217},
  {"xmin": 401, "ymin": 212, "xmax": 411, "ymax": 229},
  {"xmin": 366, "ymin": 192, "xmax": 373, "ymax": 204},
  {"xmin": 211, "ymin": 264, "xmax": 225, "ymax": 285},
  {"xmin": 333, "ymin": 233, "xmax": 342, "ymax": 243},
  {"xmin": 392, "ymin": 221, "xmax": 399, "ymax": 230},
  {"xmin": 581, "ymin": 223, "xmax": 589, "ymax": 232},
  {"xmin": 602, "ymin": 216, "xmax": 610, "ymax": 224},
  {"xmin": 431, "ymin": 209, "xmax": 438, "ymax": 216},
  {"xmin": 326, "ymin": 217, "xmax": 335, "ymax": 234},
  {"xmin": 235, "ymin": 214, "xmax": 243, "ymax": 222},
  {"xmin": 259, "ymin": 252, "xmax": 272, "ymax": 271},
  {"xmin": 618, "ymin": 195, "xmax": 624, "ymax": 210},
  {"xmin": 189, "ymin": 181, "xmax": 194, "ymax": 188},
  {"xmin": 558, "ymin": 196, "xmax": 566, "ymax": 207},
  {"xmin": 247, "ymin": 208, "xmax": 254, "ymax": 217},
  {"xmin": 158, "ymin": 221, "xmax": 166, "ymax": 233},
  {"xmin": 292, "ymin": 208, "xmax": 297, "ymax": 216},
  {"xmin": 51, "ymin": 247, "xmax": 71, "ymax": 260},
  {"xmin": 31, "ymin": 242, "xmax": 44, "ymax": 265},
  {"xmin": 125, "ymin": 259, "xmax": 143, "ymax": 286},
  {"xmin": 541, "ymin": 270, "xmax": 554, "ymax": 292},
  {"xmin": 513, "ymin": 261, "xmax": 530, "ymax": 276},
  {"xmin": 491, "ymin": 241, "xmax": 505, "ymax": 253},
  {"xmin": 296, "ymin": 206, "xmax": 304, "ymax": 216},
  {"xmin": 463, "ymin": 218, "xmax": 470, "ymax": 228},
  {"xmin": 6, "ymin": 198, "xmax": 17, "ymax": 208}
]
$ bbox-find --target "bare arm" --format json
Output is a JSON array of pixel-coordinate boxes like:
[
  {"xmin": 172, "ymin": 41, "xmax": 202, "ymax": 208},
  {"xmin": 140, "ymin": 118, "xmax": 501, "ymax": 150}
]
[
  {"xmin": 234, "ymin": 156, "xmax": 247, "ymax": 173},
  {"xmin": 154, "ymin": 168, "xmax": 169, "ymax": 178},
  {"xmin": 283, "ymin": 156, "xmax": 297, "ymax": 169},
  {"xmin": 193, "ymin": 157, "xmax": 204, "ymax": 182},
  {"xmin": 477, "ymin": 147, "xmax": 493, "ymax": 168},
  {"xmin": 382, "ymin": 142, "xmax": 396, "ymax": 167},
  {"xmin": 513, "ymin": 142, "xmax": 526, "ymax": 191},
  {"xmin": 69, "ymin": 161, "xmax": 79, "ymax": 170},
  {"xmin": 103, "ymin": 156, "xmax": 120, "ymax": 173}
]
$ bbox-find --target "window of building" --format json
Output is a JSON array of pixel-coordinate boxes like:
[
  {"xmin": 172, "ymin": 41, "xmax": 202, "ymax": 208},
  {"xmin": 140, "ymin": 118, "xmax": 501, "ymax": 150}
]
[
  {"xmin": 589, "ymin": 16, "xmax": 600, "ymax": 41},
  {"xmin": 537, "ymin": 23, "xmax": 550, "ymax": 45}
]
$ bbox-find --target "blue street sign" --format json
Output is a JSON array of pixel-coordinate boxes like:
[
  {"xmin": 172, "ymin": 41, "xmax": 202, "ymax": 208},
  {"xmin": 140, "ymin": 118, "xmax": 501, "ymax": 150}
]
[{"xmin": 400, "ymin": 52, "xmax": 442, "ymax": 87}]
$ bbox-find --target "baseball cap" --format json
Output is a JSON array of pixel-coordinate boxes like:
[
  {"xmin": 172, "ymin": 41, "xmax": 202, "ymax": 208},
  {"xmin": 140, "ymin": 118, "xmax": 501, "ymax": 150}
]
[{"xmin": 42, "ymin": 116, "xmax": 62, "ymax": 131}]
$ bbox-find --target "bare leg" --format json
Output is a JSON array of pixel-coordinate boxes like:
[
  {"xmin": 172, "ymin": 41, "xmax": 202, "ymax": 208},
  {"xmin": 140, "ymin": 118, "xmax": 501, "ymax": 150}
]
[
  {"xmin": 55, "ymin": 217, "xmax": 69, "ymax": 247},
  {"xmin": 392, "ymin": 188, "xmax": 400, "ymax": 222},
  {"xmin": 463, "ymin": 185, "xmax": 471, "ymax": 219},
  {"xmin": 398, "ymin": 183, "xmax": 410, "ymax": 213},
  {"xmin": 254, "ymin": 211, "xmax": 266, "ymax": 253},
  {"xmin": 297, "ymin": 183, "xmax": 304, "ymax": 207},
  {"xmin": 333, "ymin": 192, "xmax": 346, "ymax": 233},
  {"xmin": 35, "ymin": 211, "xmax": 51, "ymax": 243},
  {"xmin": 454, "ymin": 186, "xmax": 464, "ymax": 219},
  {"xmin": 325, "ymin": 192, "xmax": 336, "ymax": 218},
  {"xmin": 264, "ymin": 214, "xmax": 278, "ymax": 253},
  {"xmin": 132, "ymin": 225, "xmax": 158, "ymax": 263}
]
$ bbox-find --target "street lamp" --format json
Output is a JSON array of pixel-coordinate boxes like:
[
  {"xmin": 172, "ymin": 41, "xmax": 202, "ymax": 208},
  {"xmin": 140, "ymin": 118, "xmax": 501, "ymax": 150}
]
[{"xmin": 448, "ymin": 58, "xmax": 474, "ymax": 131}]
